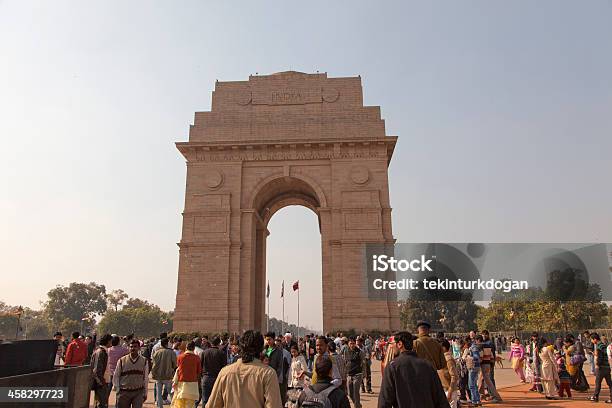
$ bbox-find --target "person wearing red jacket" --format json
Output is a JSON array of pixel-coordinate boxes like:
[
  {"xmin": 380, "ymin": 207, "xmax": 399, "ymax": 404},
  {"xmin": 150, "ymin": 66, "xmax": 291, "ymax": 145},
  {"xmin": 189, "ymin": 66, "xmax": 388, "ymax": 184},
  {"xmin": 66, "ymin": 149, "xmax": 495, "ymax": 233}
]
[
  {"xmin": 172, "ymin": 341, "xmax": 202, "ymax": 407},
  {"xmin": 65, "ymin": 331, "xmax": 88, "ymax": 366}
]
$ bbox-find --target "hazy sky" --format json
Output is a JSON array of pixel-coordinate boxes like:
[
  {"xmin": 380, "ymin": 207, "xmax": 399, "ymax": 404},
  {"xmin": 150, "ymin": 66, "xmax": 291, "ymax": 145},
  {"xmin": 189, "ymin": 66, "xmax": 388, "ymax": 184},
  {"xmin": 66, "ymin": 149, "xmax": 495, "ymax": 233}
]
[{"xmin": 1, "ymin": 1, "xmax": 611, "ymax": 331}]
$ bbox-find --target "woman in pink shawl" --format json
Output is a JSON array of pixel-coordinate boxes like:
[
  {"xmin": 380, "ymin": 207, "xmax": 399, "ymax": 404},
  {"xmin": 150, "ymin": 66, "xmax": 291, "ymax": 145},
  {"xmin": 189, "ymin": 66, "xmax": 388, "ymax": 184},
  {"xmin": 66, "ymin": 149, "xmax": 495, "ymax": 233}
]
[{"xmin": 509, "ymin": 337, "xmax": 526, "ymax": 382}]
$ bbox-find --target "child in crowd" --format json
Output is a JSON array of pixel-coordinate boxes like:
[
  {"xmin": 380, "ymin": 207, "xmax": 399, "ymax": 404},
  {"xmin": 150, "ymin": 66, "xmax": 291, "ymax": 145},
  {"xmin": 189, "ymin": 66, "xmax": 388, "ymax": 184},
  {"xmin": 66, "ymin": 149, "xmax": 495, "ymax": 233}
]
[{"xmin": 556, "ymin": 350, "xmax": 572, "ymax": 399}]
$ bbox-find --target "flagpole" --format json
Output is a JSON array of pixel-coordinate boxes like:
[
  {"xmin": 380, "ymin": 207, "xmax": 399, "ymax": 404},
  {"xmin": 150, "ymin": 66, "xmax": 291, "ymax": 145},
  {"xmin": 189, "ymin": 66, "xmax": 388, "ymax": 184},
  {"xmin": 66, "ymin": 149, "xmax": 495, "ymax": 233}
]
[
  {"xmin": 267, "ymin": 284, "xmax": 270, "ymax": 332},
  {"xmin": 281, "ymin": 280, "xmax": 285, "ymax": 336},
  {"xmin": 297, "ymin": 286, "xmax": 300, "ymax": 340}
]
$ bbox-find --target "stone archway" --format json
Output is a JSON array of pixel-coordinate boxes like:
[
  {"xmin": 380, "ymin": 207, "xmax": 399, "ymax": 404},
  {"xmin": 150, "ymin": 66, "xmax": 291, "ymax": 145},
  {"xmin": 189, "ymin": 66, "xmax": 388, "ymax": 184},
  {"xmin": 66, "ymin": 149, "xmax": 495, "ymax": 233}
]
[{"xmin": 174, "ymin": 71, "xmax": 399, "ymax": 334}]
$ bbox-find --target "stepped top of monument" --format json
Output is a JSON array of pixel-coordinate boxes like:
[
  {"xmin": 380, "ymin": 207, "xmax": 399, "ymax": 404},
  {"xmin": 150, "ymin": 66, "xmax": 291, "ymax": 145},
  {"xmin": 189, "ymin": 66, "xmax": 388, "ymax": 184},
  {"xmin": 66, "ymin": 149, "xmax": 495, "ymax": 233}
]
[{"xmin": 185, "ymin": 72, "xmax": 395, "ymax": 145}]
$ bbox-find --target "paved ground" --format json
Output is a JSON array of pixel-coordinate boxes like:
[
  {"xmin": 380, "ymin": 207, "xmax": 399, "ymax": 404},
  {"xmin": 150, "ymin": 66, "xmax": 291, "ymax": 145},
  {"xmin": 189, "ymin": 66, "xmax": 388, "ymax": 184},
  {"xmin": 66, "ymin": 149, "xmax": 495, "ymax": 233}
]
[{"xmin": 100, "ymin": 361, "xmax": 606, "ymax": 407}]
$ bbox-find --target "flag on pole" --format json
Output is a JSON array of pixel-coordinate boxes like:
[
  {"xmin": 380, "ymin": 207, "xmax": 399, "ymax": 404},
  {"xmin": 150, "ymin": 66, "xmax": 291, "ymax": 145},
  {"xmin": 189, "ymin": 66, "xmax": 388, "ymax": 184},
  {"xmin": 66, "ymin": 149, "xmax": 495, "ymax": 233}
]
[
  {"xmin": 293, "ymin": 281, "xmax": 299, "ymax": 291},
  {"xmin": 266, "ymin": 281, "xmax": 270, "ymax": 298},
  {"xmin": 281, "ymin": 280, "xmax": 284, "ymax": 298}
]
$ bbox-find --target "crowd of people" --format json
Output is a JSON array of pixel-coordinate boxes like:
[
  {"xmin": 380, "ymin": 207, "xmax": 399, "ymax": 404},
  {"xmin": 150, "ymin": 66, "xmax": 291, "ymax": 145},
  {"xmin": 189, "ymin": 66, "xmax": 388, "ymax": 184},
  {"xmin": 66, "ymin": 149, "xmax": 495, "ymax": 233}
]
[
  {"xmin": 506, "ymin": 330, "xmax": 612, "ymax": 402},
  {"xmin": 50, "ymin": 324, "xmax": 612, "ymax": 407}
]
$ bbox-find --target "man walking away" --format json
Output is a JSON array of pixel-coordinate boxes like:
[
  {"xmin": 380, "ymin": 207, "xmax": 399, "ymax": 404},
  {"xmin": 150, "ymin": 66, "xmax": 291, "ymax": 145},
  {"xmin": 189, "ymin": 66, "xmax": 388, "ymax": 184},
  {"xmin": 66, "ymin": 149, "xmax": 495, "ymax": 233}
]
[
  {"xmin": 172, "ymin": 341, "xmax": 201, "ymax": 408},
  {"xmin": 589, "ymin": 333, "xmax": 612, "ymax": 403},
  {"xmin": 65, "ymin": 331, "xmax": 88, "ymax": 366},
  {"xmin": 413, "ymin": 321, "xmax": 446, "ymax": 371},
  {"xmin": 200, "ymin": 337, "xmax": 227, "ymax": 407},
  {"xmin": 294, "ymin": 356, "xmax": 350, "ymax": 408},
  {"xmin": 113, "ymin": 340, "xmax": 149, "ymax": 408},
  {"xmin": 205, "ymin": 330, "xmax": 282, "ymax": 408},
  {"xmin": 151, "ymin": 337, "xmax": 177, "ymax": 408},
  {"xmin": 91, "ymin": 334, "xmax": 113, "ymax": 408},
  {"xmin": 378, "ymin": 331, "xmax": 449, "ymax": 408}
]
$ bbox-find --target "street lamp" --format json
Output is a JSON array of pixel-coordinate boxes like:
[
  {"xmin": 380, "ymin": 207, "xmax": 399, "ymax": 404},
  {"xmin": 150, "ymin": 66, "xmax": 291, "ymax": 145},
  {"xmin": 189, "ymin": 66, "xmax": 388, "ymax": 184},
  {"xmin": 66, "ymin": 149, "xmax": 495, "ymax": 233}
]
[
  {"xmin": 15, "ymin": 306, "xmax": 23, "ymax": 340},
  {"xmin": 509, "ymin": 308, "xmax": 517, "ymax": 339},
  {"xmin": 80, "ymin": 317, "xmax": 90, "ymax": 334}
]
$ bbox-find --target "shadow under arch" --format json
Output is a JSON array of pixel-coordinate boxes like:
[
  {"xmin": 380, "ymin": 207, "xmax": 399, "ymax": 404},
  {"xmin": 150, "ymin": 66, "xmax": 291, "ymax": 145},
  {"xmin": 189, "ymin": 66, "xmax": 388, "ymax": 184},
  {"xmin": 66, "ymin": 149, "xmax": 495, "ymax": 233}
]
[{"xmin": 249, "ymin": 172, "xmax": 328, "ymax": 228}]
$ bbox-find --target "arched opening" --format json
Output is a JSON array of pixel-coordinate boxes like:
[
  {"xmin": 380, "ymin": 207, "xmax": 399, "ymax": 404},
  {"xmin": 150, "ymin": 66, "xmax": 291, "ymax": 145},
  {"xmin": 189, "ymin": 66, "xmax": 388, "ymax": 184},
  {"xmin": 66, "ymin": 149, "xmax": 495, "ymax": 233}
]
[
  {"xmin": 267, "ymin": 206, "xmax": 323, "ymax": 332},
  {"xmin": 250, "ymin": 175, "xmax": 327, "ymax": 332}
]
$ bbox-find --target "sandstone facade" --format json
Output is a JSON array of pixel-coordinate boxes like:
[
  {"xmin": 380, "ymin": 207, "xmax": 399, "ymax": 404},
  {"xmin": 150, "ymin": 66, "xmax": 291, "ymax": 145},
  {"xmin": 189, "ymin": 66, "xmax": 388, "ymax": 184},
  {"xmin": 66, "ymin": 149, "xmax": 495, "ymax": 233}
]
[{"xmin": 174, "ymin": 71, "xmax": 399, "ymax": 333}]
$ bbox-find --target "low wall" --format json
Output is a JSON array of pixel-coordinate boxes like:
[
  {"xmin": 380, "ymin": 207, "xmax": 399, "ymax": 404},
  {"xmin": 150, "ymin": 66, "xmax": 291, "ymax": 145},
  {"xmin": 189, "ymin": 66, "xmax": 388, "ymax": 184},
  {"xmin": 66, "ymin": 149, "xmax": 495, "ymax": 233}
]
[{"xmin": 0, "ymin": 365, "xmax": 91, "ymax": 408}]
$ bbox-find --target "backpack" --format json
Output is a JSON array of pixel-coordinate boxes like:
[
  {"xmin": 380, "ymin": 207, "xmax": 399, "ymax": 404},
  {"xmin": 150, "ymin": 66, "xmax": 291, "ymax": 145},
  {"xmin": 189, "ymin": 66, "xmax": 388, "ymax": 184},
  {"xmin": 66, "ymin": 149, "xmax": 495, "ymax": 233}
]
[{"xmin": 300, "ymin": 384, "xmax": 335, "ymax": 408}]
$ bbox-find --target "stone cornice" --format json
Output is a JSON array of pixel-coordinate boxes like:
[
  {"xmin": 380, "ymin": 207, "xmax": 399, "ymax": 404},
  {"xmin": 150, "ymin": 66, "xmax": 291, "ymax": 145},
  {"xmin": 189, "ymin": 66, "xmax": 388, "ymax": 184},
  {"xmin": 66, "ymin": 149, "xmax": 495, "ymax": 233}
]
[{"xmin": 176, "ymin": 137, "xmax": 397, "ymax": 164}]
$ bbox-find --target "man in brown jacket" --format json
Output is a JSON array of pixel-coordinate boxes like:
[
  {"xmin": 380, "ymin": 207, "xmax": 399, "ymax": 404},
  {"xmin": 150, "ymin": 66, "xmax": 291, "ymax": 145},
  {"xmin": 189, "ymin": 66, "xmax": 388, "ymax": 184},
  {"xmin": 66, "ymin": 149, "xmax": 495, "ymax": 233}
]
[
  {"xmin": 413, "ymin": 321, "xmax": 446, "ymax": 371},
  {"xmin": 91, "ymin": 334, "xmax": 113, "ymax": 408},
  {"xmin": 206, "ymin": 330, "xmax": 282, "ymax": 408}
]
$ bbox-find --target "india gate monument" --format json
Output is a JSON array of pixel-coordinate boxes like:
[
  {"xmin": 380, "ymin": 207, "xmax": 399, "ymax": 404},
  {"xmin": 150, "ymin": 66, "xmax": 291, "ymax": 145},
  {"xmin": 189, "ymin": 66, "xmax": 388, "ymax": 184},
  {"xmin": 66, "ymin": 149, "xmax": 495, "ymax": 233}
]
[{"xmin": 174, "ymin": 71, "xmax": 399, "ymax": 333}]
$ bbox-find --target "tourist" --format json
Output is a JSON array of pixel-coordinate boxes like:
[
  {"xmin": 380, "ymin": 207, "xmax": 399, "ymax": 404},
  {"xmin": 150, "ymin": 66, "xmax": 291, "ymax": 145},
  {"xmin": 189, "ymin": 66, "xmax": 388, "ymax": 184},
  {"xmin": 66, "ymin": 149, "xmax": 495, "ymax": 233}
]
[
  {"xmin": 108, "ymin": 336, "xmax": 128, "ymax": 382},
  {"xmin": 171, "ymin": 341, "xmax": 201, "ymax": 408},
  {"xmin": 151, "ymin": 337, "xmax": 177, "ymax": 408},
  {"xmin": 199, "ymin": 337, "xmax": 227, "ymax": 407},
  {"xmin": 589, "ymin": 332, "xmax": 612, "ymax": 403},
  {"xmin": 151, "ymin": 334, "xmax": 171, "ymax": 403},
  {"xmin": 440, "ymin": 339, "xmax": 459, "ymax": 408},
  {"xmin": 343, "ymin": 337, "xmax": 365, "ymax": 408},
  {"xmin": 113, "ymin": 339, "xmax": 148, "ymax": 408},
  {"xmin": 413, "ymin": 321, "xmax": 446, "ymax": 371},
  {"xmin": 91, "ymin": 334, "xmax": 113, "ymax": 408},
  {"xmin": 53, "ymin": 331, "xmax": 65, "ymax": 366},
  {"xmin": 275, "ymin": 336, "xmax": 292, "ymax": 405},
  {"xmin": 227, "ymin": 340, "xmax": 240, "ymax": 364},
  {"xmin": 264, "ymin": 332, "xmax": 285, "ymax": 403},
  {"xmin": 564, "ymin": 334, "xmax": 589, "ymax": 391},
  {"xmin": 289, "ymin": 344, "xmax": 308, "ymax": 389},
  {"xmin": 378, "ymin": 331, "xmax": 449, "ymax": 408},
  {"xmin": 311, "ymin": 335, "xmax": 341, "ymax": 386},
  {"xmin": 450, "ymin": 337, "xmax": 461, "ymax": 359},
  {"xmin": 477, "ymin": 330, "xmax": 502, "ymax": 403},
  {"xmin": 64, "ymin": 331, "xmax": 88, "ymax": 366},
  {"xmin": 284, "ymin": 332, "xmax": 297, "ymax": 352},
  {"xmin": 381, "ymin": 335, "xmax": 397, "ymax": 378},
  {"xmin": 509, "ymin": 337, "xmax": 526, "ymax": 382},
  {"xmin": 556, "ymin": 350, "xmax": 572, "ymax": 398},
  {"xmin": 152, "ymin": 332, "xmax": 168, "ymax": 354},
  {"xmin": 465, "ymin": 335, "xmax": 482, "ymax": 407},
  {"xmin": 292, "ymin": 355, "xmax": 350, "ymax": 408},
  {"xmin": 357, "ymin": 336, "xmax": 374, "ymax": 394},
  {"xmin": 526, "ymin": 332, "xmax": 543, "ymax": 392},
  {"xmin": 328, "ymin": 341, "xmax": 347, "ymax": 392},
  {"xmin": 481, "ymin": 330, "xmax": 497, "ymax": 386},
  {"xmin": 538, "ymin": 337, "xmax": 559, "ymax": 400},
  {"xmin": 85, "ymin": 334, "xmax": 96, "ymax": 365},
  {"xmin": 173, "ymin": 337, "xmax": 185, "ymax": 356},
  {"xmin": 205, "ymin": 330, "xmax": 282, "ymax": 407},
  {"xmin": 141, "ymin": 337, "xmax": 156, "ymax": 369},
  {"xmin": 193, "ymin": 337, "xmax": 205, "ymax": 360},
  {"xmin": 457, "ymin": 337, "xmax": 471, "ymax": 404},
  {"xmin": 584, "ymin": 330, "xmax": 596, "ymax": 376}
]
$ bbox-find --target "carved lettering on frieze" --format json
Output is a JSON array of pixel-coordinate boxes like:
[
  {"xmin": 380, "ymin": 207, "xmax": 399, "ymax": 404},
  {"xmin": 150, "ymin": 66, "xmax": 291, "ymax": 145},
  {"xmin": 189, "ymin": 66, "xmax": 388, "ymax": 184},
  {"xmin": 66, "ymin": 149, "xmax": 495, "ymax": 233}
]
[{"xmin": 193, "ymin": 145, "xmax": 385, "ymax": 162}]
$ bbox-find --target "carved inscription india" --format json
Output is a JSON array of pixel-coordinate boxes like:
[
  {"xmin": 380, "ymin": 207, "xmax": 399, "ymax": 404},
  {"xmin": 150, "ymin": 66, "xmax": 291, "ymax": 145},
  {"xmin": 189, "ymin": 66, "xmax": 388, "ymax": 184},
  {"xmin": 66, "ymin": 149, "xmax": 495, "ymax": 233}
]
[{"xmin": 271, "ymin": 90, "xmax": 303, "ymax": 104}]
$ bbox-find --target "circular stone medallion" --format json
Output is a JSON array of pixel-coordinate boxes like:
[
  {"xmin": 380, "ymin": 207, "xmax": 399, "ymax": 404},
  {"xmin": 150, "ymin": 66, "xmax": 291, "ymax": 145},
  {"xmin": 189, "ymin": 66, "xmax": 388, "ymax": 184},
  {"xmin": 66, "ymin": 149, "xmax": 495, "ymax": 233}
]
[
  {"xmin": 205, "ymin": 170, "xmax": 224, "ymax": 189},
  {"xmin": 350, "ymin": 166, "xmax": 369, "ymax": 185}
]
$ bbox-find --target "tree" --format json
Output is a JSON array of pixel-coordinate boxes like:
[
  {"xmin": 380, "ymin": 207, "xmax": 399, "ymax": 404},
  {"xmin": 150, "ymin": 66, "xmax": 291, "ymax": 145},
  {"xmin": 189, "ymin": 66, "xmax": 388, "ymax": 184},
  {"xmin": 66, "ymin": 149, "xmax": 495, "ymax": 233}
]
[
  {"xmin": 43, "ymin": 282, "xmax": 107, "ymax": 330},
  {"xmin": 97, "ymin": 299, "xmax": 172, "ymax": 338},
  {"xmin": 123, "ymin": 298, "xmax": 155, "ymax": 310},
  {"xmin": 400, "ymin": 298, "xmax": 478, "ymax": 333},
  {"xmin": 0, "ymin": 301, "xmax": 20, "ymax": 339},
  {"xmin": 106, "ymin": 289, "xmax": 129, "ymax": 312}
]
